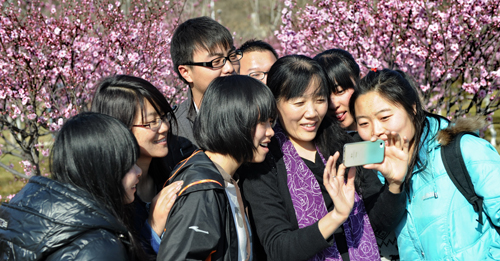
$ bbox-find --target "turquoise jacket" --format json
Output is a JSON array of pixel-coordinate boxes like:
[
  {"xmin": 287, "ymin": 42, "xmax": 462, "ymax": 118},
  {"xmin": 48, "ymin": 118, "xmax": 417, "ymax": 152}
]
[{"xmin": 396, "ymin": 116, "xmax": 500, "ymax": 260}]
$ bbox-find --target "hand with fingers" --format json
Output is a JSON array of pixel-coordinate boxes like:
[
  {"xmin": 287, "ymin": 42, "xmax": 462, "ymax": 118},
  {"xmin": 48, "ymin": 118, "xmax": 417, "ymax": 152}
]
[
  {"xmin": 148, "ymin": 180, "xmax": 183, "ymax": 236},
  {"xmin": 365, "ymin": 130, "xmax": 410, "ymax": 193},
  {"xmin": 323, "ymin": 152, "xmax": 357, "ymax": 221}
]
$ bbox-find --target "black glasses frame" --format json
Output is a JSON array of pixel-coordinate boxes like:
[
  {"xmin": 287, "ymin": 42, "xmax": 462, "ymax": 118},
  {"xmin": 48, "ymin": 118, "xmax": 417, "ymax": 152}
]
[
  {"xmin": 132, "ymin": 113, "xmax": 172, "ymax": 131},
  {"xmin": 184, "ymin": 50, "xmax": 243, "ymax": 69}
]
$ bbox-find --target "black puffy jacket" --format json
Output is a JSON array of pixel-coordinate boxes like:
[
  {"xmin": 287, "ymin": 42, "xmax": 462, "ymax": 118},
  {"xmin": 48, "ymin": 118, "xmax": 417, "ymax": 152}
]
[{"xmin": 0, "ymin": 176, "xmax": 130, "ymax": 260}]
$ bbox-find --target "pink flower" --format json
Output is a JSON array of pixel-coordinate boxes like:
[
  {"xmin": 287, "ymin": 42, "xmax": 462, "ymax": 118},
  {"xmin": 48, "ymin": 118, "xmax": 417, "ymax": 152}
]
[{"xmin": 420, "ymin": 84, "xmax": 431, "ymax": 92}]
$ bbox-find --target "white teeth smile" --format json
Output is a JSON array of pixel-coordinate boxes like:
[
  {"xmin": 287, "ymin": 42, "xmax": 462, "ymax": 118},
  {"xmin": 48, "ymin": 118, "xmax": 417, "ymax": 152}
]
[
  {"xmin": 260, "ymin": 143, "xmax": 268, "ymax": 147},
  {"xmin": 303, "ymin": 124, "xmax": 315, "ymax": 127},
  {"xmin": 155, "ymin": 138, "xmax": 166, "ymax": 144}
]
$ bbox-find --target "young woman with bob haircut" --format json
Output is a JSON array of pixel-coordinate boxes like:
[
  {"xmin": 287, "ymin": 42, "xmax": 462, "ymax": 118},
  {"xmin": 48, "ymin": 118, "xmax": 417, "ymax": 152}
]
[
  {"xmin": 91, "ymin": 75, "xmax": 183, "ymax": 257},
  {"xmin": 350, "ymin": 69, "xmax": 500, "ymax": 260},
  {"xmin": 314, "ymin": 49, "xmax": 360, "ymax": 131},
  {"xmin": 240, "ymin": 55, "xmax": 409, "ymax": 261},
  {"xmin": 0, "ymin": 112, "xmax": 145, "ymax": 260},
  {"xmin": 157, "ymin": 75, "xmax": 277, "ymax": 261}
]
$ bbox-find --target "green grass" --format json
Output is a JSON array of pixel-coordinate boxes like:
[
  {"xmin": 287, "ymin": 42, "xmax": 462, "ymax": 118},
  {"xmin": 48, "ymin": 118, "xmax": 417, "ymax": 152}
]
[
  {"xmin": 0, "ymin": 131, "xmax": 52, "ymax": 203},
  {"xmin": 0, "ymin": 154, "xmax": 29, "ymax": 203}
]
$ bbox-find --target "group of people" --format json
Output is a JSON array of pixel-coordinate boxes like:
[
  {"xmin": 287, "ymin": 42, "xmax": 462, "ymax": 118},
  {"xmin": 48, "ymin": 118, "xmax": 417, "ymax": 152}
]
[{"xmin": 0, "ymin": 16, "xmax": 499, "ymax": 261}]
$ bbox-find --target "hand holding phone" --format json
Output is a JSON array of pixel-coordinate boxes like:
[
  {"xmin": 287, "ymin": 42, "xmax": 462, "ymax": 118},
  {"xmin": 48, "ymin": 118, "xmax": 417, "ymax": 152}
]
[
  {"xmin": 361, "ymin": 131, "xmax": 411, "ymax": 194},
  {"xmin": 343, "ymin": 140, "xmax": 385, "ymax": 167}
]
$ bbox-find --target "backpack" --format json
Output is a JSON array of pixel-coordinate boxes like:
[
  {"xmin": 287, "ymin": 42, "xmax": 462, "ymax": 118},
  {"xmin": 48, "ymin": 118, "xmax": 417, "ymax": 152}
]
[{"xmin": 440, "ymin": 131, "xmax": 500, "ymax": 235}]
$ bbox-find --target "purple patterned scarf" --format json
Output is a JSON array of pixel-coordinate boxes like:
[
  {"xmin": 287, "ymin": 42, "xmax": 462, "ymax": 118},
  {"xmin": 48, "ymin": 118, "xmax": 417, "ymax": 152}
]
[{"xmin": 274, "ymin": 124, "xmax": 379, "ymax": 261}]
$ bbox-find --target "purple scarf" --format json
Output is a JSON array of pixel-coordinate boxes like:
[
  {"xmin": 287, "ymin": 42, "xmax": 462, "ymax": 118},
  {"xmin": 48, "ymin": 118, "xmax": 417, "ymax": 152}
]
[{"xmin": 274, "ymin": 124, "xmax": 379, "ymax": 261}]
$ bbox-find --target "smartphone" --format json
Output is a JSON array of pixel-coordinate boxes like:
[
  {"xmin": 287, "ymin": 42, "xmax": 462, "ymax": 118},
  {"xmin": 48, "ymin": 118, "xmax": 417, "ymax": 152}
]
[{"xmin": 343, "ymin": 139, "xmax": 385, "ymax": 167}]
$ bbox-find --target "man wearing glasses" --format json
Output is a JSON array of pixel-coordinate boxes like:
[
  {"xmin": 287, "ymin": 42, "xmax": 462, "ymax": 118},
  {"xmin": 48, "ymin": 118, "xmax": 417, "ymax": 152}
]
[
  {"xmin": 238, "ymin": 39, "xmax": 278, "ymax": 85},
  {"xmin": 168, "ymin": 16, "xmax": 242, "ymax": 161}
]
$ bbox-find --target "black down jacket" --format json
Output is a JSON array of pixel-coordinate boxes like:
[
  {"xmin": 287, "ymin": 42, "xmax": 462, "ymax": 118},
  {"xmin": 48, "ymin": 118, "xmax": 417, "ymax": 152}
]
[{"xmin": 0, "ymin": 176, "xmax": 130, "ymax": 260}]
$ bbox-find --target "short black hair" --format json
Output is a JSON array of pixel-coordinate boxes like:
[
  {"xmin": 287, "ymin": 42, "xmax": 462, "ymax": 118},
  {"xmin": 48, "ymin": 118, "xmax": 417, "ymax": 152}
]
[
  {"xmin": 194, "ymin": 75, "xmax": 277, "ymax": 163},
  {"xmin": 267, "ymin": 55, "xmax": 330, "ymax": 102},
  {"xmin": 238, "ymin": 39, "xmax": 278, "ymax": 59},
  {"xmin": 170, "ymin": 16, "xmax": 234, "ymax": 84},
  {"xmin": 314, "ymin": 49, "xmax": 360, "ymax": 93}
]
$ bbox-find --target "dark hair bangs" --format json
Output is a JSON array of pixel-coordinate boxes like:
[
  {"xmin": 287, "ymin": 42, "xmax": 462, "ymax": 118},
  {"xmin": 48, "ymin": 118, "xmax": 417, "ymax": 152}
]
[
  {"xmin": 172, "ymin": 16, "xmax": 233, "ymax": 64},
  {"xmin": 194, "ymin": 75, "xmax": 275, "ymax": 163},
  {"xmin": 268, "ymin": 55, "xmax": 329, "ymax": 102},
  {"xmin": 91, "ymin": 75, "xmax": 176, "ymax": 130},
  {"xmin": 90, "ymin": 83, "xmax": 139, "ymax": 129},
  {"xmin": 314, "ymin": 49, "xmax": 360, "ymax": 93}
]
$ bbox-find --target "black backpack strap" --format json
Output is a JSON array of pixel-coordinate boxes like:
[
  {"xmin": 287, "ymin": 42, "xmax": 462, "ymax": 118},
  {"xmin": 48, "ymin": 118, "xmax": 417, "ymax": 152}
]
[{"xmin": 441, "ymin": 131, "xmax": 500, "ymax": 234}]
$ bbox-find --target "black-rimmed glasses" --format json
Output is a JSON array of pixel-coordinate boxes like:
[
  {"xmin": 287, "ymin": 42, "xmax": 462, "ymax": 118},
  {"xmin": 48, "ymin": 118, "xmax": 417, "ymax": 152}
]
[
  {"xmin": 132, "ymin": 113, "xmax": 172, "ymax": 132},
  {"xmin": 184, "ymin": 50, "xmax": 243, "ymax": 69},
  {"xmin": 248, "ymin": 71, "xmax": 269, "ymax": 80}
]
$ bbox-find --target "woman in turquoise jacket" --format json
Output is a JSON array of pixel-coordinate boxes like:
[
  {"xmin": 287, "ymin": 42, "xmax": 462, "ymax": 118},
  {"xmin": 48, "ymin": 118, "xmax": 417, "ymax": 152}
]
[{"xmin": 349, "ymin": 69, "xmax": 500, "ymax": 260}]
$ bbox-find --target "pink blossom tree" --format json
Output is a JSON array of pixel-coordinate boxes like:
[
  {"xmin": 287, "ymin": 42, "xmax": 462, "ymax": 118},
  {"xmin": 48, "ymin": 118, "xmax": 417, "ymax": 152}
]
[
  {"xmin": 0, "ymin": 0, "xmax": 189, "ymax": 178},
  {"xmin": 276, "ymin": 0, "xmax": 500, "ymax": 123}
]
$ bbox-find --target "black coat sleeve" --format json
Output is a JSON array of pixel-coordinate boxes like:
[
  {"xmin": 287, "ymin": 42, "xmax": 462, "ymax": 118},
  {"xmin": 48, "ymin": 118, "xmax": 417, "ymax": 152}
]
[
  {"xmin": 356, "ymin": 167, "xmax": 406, "ymax": 233},
  {"xmin": 157, "ymin": 189, "xmax": 227, "ymax": 261},
  {"xmin": 349, "ymin": 133, "xmax": 406, "ymax": 233},
  {"xmin": 241, "ymin": 161, "xmax": 331, "ymax": 261}
]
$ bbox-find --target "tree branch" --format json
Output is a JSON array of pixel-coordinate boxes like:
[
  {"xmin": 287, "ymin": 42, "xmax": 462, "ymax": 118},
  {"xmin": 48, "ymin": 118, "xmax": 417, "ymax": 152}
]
[{"xmin": 0, "ymin": 162, "xmax": 31, "ymax": 180}]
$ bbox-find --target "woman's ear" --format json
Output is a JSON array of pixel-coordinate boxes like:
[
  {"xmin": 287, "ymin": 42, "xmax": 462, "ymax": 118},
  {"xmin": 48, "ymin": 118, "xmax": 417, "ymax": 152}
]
[{"xmin": 413, "ymin": 103, "xmax": 417, "ymax": 115}]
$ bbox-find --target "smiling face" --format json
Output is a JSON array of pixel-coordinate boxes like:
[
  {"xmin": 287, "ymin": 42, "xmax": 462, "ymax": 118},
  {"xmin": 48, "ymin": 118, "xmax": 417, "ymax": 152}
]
[
  {"xmin": 122, "ymin": 164, "xmax": 142, "ymax": 204},
  {"xmin": 131, "ymin": 99, "xmax": 170, "ymax": 161},
  {"xmin": 355, "ymin": 91, "xmax": 416, "ymax": 143},
  {"xmin": 277, "ymin": 79, "xmax": 328, "ymax": 150},
  {"xmin": 239, "ymin": 50, "xmax": 277, "ymax": 84},
  {"xmin": 329, "ymin": 86, "xmax": 355, "ymax": 130},
  {"xmin": 250, "ymin": 118, "xmax": 275, "ymax": 163}
]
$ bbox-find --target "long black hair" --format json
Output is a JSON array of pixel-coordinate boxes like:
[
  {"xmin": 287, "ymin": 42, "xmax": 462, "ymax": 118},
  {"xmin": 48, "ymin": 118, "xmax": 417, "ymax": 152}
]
[
  {"xmin": 349, "ymin": 69, "xmax": 445, "ymax": 181},
  {"xmin": 91, "ymin": 75, "xmax": 175, "ymax": 191},
  {"xmin": 50, "ymin": 112, "xmax": 144, "ymax": 260},
  {"xmin": 267, "ymin": 55, "xmax": 352, "ymax": 162},
  {"xmin": 194, "ymin": 75, "xmax": 277, "ymax": 163}
]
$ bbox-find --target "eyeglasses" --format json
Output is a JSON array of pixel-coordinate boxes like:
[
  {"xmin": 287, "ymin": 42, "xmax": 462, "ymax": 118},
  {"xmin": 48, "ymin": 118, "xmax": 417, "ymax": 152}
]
[
  {"xmin": 248, "ymin": 71, "xmax": 269, "ymax": 80},
  {"xmin": 184, "ymin": 50, "xmax": 243, "ymax": 69},
  {"xmin": 132, "ymin": 113, "xmax": 172, "ymax": 132}
]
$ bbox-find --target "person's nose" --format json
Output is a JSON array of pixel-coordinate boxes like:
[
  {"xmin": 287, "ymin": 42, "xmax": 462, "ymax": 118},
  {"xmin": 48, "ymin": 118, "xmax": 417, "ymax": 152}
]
[
  {"xmin": 304, "ymin": 102, "xmax": 318, "ymax": 118},
  {"xmin": 221, "ymin": 58, "xmax": 236, "ymax": 75},
  {"xmin": 266, "ymin": 121, "xmax": 275, "ymax": 138},
  {"xmin": 372, "ymin": 120, "xmax": 385, "ymax": 137},
  {"xmin": 134, "ymin": 164, "xmax": 142, "ymax": 178},
  {"xmin": 158, "ymin": 117, "xmax": 170, "ymax": 134}
]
